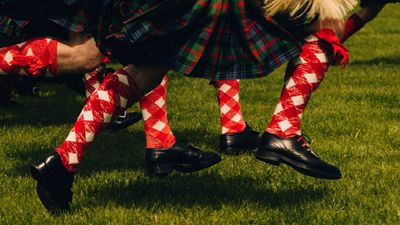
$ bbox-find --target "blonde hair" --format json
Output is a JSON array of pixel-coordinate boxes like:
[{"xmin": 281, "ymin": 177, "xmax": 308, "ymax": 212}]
[{"xmin": 264, "ymin": 0, "xmax": 357, "ymax": 22}]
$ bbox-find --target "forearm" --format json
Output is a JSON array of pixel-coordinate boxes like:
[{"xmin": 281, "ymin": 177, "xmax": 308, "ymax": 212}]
[{"xmin": 56, "ymin": 37, "xmax": 104, "ymax": 74}]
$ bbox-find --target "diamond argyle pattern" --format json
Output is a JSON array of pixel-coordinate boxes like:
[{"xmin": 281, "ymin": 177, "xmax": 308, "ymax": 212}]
[
  {"xmin": 84, "ymin": 65, "xmax": 106, "ymax": 98},
  {"xmin": 266, "ymin": 35, "xmax": 330, "ymax": 138},
  {"xmin": 216, "ymin": 80, "xmax": 246, "ymax": 134},
  {"xmin": 0, "ymin": 38, "xmax": 58, "ymax": 76},
  {"xmin": 140, "ymin": 75, "xmax": 176, "ymax": 149},
  {"xmin": 56, "ymin": 69, "xmax": 139, "ymax": 172}
]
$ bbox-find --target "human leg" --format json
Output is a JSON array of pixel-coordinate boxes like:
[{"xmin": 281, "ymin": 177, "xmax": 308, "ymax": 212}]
[
  {"xmin": 341, "ymin": 2, "xmax": 385, "ymax": 42},
  {"xmin": 0, "ymin": 36, "xmax": 103, "ymax": 77},
  {"xmin": 140, "ymin": 75, "xmax": 221, "ymax": 176},
  {"xmin": 31, "ymin": 64, "xmax": 166, "ymax": 213},
  {"xmin": 256, "ymin": 30, "xmax": 345, "ymax": 180},
  {"xmin": 214, "ymin": 80, "xmax": 260, "ymax": 154}
]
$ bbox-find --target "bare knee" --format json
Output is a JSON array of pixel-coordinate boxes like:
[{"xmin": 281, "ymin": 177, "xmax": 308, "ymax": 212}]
[
  {"xmin": 308, "ymin": 18, "xmax": 345, "ymax": 38},
  {"xmin": 124, "ymin": 64, "xmax": 168, "ymax": 97}
]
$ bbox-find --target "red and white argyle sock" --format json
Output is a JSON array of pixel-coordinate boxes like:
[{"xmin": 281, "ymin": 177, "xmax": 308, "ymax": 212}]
[
  {"xmin": 341, "ymin": 14, "xmax": 365, "ymax": 42},
  {"xmin": 83, "ymin": 64, "xmax": 106, "ymax": 98},
  {"xmin": 56, "ymin": 69, "xmax": 140, "ymax": 172},
  {"xmin": 215, "ymin": 80, "xmax": 246, "ymax": 134},
  {"xmin": 0, "ymin": 37, "xmax": 58, "ymax": 76},
  {"xmin": 140, "ymin": 75, "xmax": 176, "ymax": 149},
  {"xmin": 266, "ymin": 35, "xmax": 331, "ymax": 138}
]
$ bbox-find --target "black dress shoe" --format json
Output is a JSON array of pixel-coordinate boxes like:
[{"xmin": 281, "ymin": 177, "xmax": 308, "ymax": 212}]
[
  {"xmin": 106, "ymin": 111, "xmax": 142, "ymax": 131},
  {"xmin": 219, "ymin": 124, "xmax": 260, "ymax": 154},
  {"xmin": 30, "ymin": 151, "xmax": 74, "ymax": 214},
  {"xmin": 255, "ymin": 132, "xmax": 341, "ymax": 179},
  {"xmin": 15, "ymin": 76, "xmax": 40, "ymax": 97},
  {"xmin": 146, "ymin": 141, "xmax": 222, "ymax": 176}
]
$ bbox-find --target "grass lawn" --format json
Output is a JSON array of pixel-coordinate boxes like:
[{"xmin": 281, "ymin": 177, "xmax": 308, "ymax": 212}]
[{"xmin": 1, "ymin": 5, "xmax": 400, "ymax": 225}]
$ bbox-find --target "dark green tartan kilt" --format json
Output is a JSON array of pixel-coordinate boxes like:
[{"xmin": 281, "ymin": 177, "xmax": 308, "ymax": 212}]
[
  {"xmin": 0, "ymin": 15, "xmax": 23, "ymax": 41},
  {"xmin": 93, "ymin": 0, "xmax": 300, "ymax": 80},
  {"xmin": 0, "ymin": 3, "xmax": 85, "ymax": 42}
]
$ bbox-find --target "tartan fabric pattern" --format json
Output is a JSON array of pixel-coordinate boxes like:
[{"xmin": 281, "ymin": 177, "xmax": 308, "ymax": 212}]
[
  {"xmin": 140, "ymin": 75, "xmax": 176, "ymax": 149},
  {"xmin": 266, "ymin": 35, "xmax": 330, "ymax": 138},
  {"xmin": 56, "ymin": 69, "xmax": 140, "ymax": 172},
  {"xmin": 0, "ymin": 8, "xmax": 86, "ymax": 38},
  {"xmin": 46, "ymin": 10, "xmax": 86, "ymax": 33},
  {"xmin": 215, "ymin": 80, "xmax": 246, "ymax": 134},
  {"xmin": 96, "ymin": 0, "xmax": 300, "ymax": 80},
  {"xmin": 0, "ymin": 16, "xmax": 21, "ymax": 38}
]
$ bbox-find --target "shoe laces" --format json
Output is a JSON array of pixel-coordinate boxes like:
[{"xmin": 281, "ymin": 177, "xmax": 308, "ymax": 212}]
[
  {"xmin": 114, "ymin": 111, "xmax": 128, "ymax": 124},
  {"xmin": 118, "ymin": 110, "xmax": 127, "ymax": 119},
  {"xmin": 296, "ymin": 134, "xmax": 319, "ymax": 157}
]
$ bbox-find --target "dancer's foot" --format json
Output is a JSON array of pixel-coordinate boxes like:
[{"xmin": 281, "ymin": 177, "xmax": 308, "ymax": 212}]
[
  {"xmin": 219, "ymin": 123, "xmax": 260, "ymax": 155},
  {"xmin": 146, "ymin": 141, "xmax": 221, "ymax": 176},
  {"xmin": 30, "ymin": 151, "xmax": 74, "ymax": 214},
  {"xmin": 255, "ymin": 132, "xmax": 341, "ymax": 179},
  {"xmin": 106, "ymin": 111, "xmax": 142, "ymax": 131}
]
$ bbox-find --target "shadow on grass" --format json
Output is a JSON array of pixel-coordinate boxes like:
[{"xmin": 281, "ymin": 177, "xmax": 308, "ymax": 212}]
[
  {"xmin": 0, "ymin": 85, "xmax": 84, "ymax": 127},
  {"xmin": 351, "ymin": 55, "xmax": 400, "ymax": 66},
  {"xmin": 3, "ymin": 128, "xmax": 221, "ymax": 178},
  {"xmin": 3, "ymin": 130, "xmax": 146, "ymax": 177},
  {"xmin": 80, "ymin": 173, "xmax": 328, "ymax": 209},
  {"xmin": 4, "ymin": 126, "xmax": 328, "ymax": 210}
]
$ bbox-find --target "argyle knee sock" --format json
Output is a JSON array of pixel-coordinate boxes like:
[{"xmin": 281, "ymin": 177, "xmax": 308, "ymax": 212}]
[
  {"xmin": 266, "ymin": 35, "xmax": 331, "ymax": 138},
  {"xmin": 140, "ymin": 75, "xmax": 176, "ymax": 149},
  {"xmin": 83, "ymin": 64, "xmax": 106, "ymax": 98},
  {"xmin": 0, "ymin": 37, "xmax": 58, "ymax": 76},
  {"xmin": 56, "ymin": 69, "xmax": 140, "ymax": 172},
  {"xmin": 83, "ymin": 57, "xmax": 112, "ymax": 98},
  {"xmin": 215, "ymin": 80, "xmax": 246, "ymax": 134},
  {"xmin": 341, "ymin": 14, "xmax": 365, "ymax": 42}
]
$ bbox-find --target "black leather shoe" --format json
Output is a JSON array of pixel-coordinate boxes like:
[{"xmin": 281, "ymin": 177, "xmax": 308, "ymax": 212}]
[
  {"xmin": 219, "ymin": 124, "xmax": 260, "ymax": 154},
  {"xmin": 146, "ymin": 142, "xmax": 222, "ymax": 176},
  {"xmin": 107, "ymin": 111, "xmax": 142, "ymax": 131},
  {"xmin": 255, "ymin": 132, "xmax": 341, "ymax": 179},
  {"xmin": 30, "ymin": 151, "xmax": 74, "ymax": 214}
]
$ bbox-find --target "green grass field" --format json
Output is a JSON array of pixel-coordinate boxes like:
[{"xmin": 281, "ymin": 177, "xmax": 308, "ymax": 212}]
[{"xmin": 1, "ymin": 6, "xmax": 400, "ymax": 225}]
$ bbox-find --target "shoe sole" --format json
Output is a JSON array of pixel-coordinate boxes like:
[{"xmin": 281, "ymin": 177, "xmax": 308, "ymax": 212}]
[
  {"xmin": 255, "ymin": 151, "xmax": 341, "ymax": 180},
  {"xmin": 147, "ymin": 156, "xmax": 222, "ymax": 177}
]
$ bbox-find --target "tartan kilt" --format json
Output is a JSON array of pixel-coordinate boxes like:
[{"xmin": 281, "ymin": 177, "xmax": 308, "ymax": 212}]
[
  {"xmin": 0, "ymin": 3, "xmax": 85, "ymax": 40},
  {"xmin": 45, "ymin": 10, "xmax": 86, "ymax": 33},
  {"xmin": 93, "ymin": 0, "xmax": 300, "ymax": 80},
  {"xmin": 0, "ymin": 15, "xmax": 23, "ymax": 40}
]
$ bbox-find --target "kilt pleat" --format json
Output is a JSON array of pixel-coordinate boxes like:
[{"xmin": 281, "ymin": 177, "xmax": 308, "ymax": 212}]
[{"xmin": 95, "ymin": 0, "xmax": 301, "ymax": 80}]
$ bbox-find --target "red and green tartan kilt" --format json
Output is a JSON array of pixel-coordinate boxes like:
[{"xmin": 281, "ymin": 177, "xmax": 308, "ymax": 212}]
[
  {"xmin": 0, "ymin": 15, "xmax": 22, "ymax": 39},
  {"xmin": 94, "ymin": 0, "xmax": 300, "ymax": 80},
  {"xmin": 46, "ymin": 10, "xmax": 86, "ymax": 33},
  {"xmin": 0, "ymin": 7, "xmax": 86, "ymax": 41}
]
